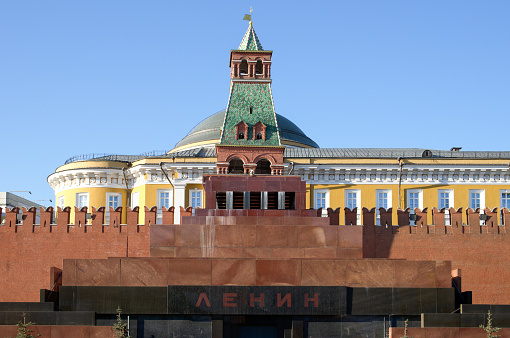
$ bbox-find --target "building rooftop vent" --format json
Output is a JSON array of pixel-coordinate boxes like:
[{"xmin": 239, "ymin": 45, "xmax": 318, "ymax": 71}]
[{"xmin": 450, "ymin": 147, "xmax": 462, "ymax": 152}]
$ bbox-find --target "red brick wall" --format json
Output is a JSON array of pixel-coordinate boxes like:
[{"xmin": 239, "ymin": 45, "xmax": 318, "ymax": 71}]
[
  {"xmin": 364, "ymin": 223, "xmax": 510, "ymax": 304},
  {"xmin": 0, "ymin": 207, "xmax": 150, "ymax": 302}
]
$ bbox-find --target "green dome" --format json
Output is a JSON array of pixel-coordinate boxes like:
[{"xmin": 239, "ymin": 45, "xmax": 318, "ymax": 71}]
[{"xmin": 172, "ymin": 110, "xmax": 318, "ymax": 151}]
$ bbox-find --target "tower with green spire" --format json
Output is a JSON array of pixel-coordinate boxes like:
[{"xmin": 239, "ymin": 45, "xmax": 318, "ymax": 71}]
[{"xmin": 216, "ymin": 18, "xmax": 284, "ymax": 175}]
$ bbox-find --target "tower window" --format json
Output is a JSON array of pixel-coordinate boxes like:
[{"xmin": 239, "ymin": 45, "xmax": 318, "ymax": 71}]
[
  {"xmin": 252, "ymin": 121, "xmax": 266, "ymax": 141},
  {"xmin": 249, "ymin": 106, "xmax": 253, "ymax": 114},
  {"xmin": 238, "ymin": 132, "xmax": 244, "ymax": 139},
  {"xmin": 240, "ymin": 59, "xmax": 248, "ymax": 75},
  {"xmin": 255, "ymin": 59, "xmax": 263, "ymax": 75}
]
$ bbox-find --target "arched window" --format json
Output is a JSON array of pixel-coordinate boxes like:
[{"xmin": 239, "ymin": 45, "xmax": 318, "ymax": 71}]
[
  {"xmin": 255, "ymin": 159, "xmax": 271, "ymax": 175},
  {"xmin": 238, "ymin": 132, "xmax": 245, "ymax": 139},
  {"xmin": 240, "ymin": 59, "xmax": 248, "ymax": 75},
  {"xmin": 422, "ymin": 149, "xmax": 433, "ymax": 158},
  {"xmin": 228, "ymin": 158, "xmax": 244, "ymax": 174},
  {"xmin": 255, "ymin": 59, "xmax": 263, "ymax": 75},
  {"xmin": 256, "ymin": 133, "xmax": 262, "ymax": 140}
]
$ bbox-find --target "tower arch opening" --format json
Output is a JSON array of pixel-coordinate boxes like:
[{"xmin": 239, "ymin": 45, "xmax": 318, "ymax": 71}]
[
  {"xmin": 228, "ymin": 158, "xmax": 245, "ymax": 174},
  {"xmin": 240, "ymin": 59, "xmax": 248, "ymax": 75},
  {"xmin": 255, "ymin": 59, "xmax": 263, "ymax": 75},
  {"xmin": 255, "ymin": 158, "xmax": 271, "ymax": 175}
]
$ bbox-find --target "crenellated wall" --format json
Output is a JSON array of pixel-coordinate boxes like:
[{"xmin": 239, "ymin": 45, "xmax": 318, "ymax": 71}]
[
  {"xmin": 0, "ymin": 206, "xmax": 153, "ymax": 302},
  {"xmin": 2, "ymin": 203, "xmax": 510, "ymax": 304},
  {"xmin": 362, "ymin": 209, "xmax": 510, "ymax": 304}
]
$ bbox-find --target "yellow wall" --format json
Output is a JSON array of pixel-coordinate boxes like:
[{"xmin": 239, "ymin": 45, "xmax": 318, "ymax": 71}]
[
  {"xmin": 56, "ymin": 187, "xmax": 128, "ymax": 224},
  {"xmin": 131, "ymin": 183, "xmax": 173, "ymax": 222}
]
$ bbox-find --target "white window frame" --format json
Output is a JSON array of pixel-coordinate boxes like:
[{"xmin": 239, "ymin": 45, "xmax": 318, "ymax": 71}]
[
  {"xmin": 500, "ymin": 190, "xmax": 510, "ymax": 224},
  {"xmin": 406, "ymin": 189, "xmax": 423, "ymax": 210},
  {"xmin": 105, "ymin": 192, "xmax": 122, "ymax": 224},
  {"xmin": 189, "ymin": 188, "xmax": 203, "ymax": 209},
  {"xmin": 314, "ymin": 189, "xmax": 329, "ymax": 216},
  {"xmin": 345, "ymin": 189, "xmax": 361, "ymax": 224},
  {"xmin": 58, "ymin": 196, "xmax": 65, "ymax": 209},
  {"xmin": 157, "ymin": 189, "xmax": 173, "ymax": 224},
  {"xmin": 76, "ymin": 193, "xmax": 89, "ymax": 209},
  {"xmin": 376, "ymin": 189, "xmax": 392, "ymax": 225},
  {"xmin": 106, "ymin": 193, "xmax": 121, "ymax": 210},
  {"xmin": 501, "ymin": 190, "xmax": 510, "ymax": 210},
  {"xmin": 406, "ymin": 189, "xmax": 423, "ymax": 226},
  {"xmin": 469, "ymin": 189, "xmax": 485, "ymax": 210},
  {"xmin": 438, "ymin": 190, "xmax": 454, "ymax": 225},
  {"xmin": 469, "ymin": 189, "xmax": 485, "ymax": 225}
]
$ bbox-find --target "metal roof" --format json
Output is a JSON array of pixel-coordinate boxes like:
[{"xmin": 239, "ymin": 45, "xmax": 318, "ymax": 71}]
[
  {"xmin": 63, "ymin": 147, "xmax": 510, "ymax": 166},
  {"xmin": 283, "ymin": 148, "xmax": 510, "ymax": 159}
]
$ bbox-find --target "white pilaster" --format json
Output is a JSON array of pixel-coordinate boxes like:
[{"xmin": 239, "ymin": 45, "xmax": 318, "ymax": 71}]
[{"xmin": 173, "ymin": 183, "xmax": 187, "ymax": 224}]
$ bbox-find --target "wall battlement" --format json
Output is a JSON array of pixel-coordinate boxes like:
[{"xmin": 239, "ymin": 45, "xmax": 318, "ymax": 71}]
[
  {"xmin": 0, "ymin": 206, "xmax": 176, "ymax": 233},
  {"xmin": 2, "ymin": 205, "xmax": 509, "ymax": 236},
  {"xmin": 326, "ymin": 206, "xmax": 510, "ymax": 235}
]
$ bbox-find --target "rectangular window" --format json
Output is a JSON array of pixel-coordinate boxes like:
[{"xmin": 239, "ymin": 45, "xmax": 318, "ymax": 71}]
[
  {"xmin": 501, "ymin": 190, "xmax": 510, "ymax": 224},
  {"xmin": 438, "ymin": 190, "xmax": 454, "ymax": 225},
  {"xmin": 316, "ymin": 192, "xmax": 326, "ymax": 209},
  {"xmin": 376, "ymin": 189, "xmax": 392, "ymax": 225},
  {"xmin": 407, "ymin": 190, "xmax": 422, "ymax": 210},
  {"xmin": 158, "ymin": 190, "xmax": 171, "ymax": 209},
  {"xmin": 345, "ymin": 189, "xmax": 361, "ymax": 224},
  {"xmin": 157, "ymin": 189, "xmax": 172, "ymax": 224},
  {"xmin": 501, "ymin": 190, "xmax": 510, "ymax": 210},
  {"xmin": 376, "ymin": 190, "xmax": 391, "ymax": 210},
  {"xmin": 438, "ymin": 190, "xmax": 453, "ymax": 210},
  {"xmin": 190, "ymin": 189, "xmax": 203, "ymax": 209},
  {"xmin": 314, "ymin": 189, "xmax": 329, "ymax": 216},
  {"xmin": 58, "ymin": 196, "xmax": 65, "ymax": 209},
  {"xmin": 105, "ymin": 193, "xmax": 121, "ymax": 224},
  {"xmin": 76, "ymin": 193, "xmax": 89, "ymax": 209},
  {"xmin": 107, "ymin": 193, "xmax": 121, "ymax": 210},
  {"xmin": 469, "ymin": 190, "xmax": 485, "ymax": 210}
]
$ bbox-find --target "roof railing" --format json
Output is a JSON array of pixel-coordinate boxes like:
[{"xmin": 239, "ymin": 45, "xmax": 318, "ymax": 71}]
[{"xmin": 64, "ymin": 150, "xmax": 170, "ymax": 164}]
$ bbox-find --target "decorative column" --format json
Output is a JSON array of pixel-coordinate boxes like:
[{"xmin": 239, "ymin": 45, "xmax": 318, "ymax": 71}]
[{"xmin": 173, "ymin": 183, "xmax": 186, "ymax": 224}]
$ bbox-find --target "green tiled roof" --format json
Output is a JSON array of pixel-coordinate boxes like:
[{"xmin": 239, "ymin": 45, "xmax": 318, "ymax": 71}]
[
  {"xmin": 221, "ymin": 82, "xmax": 280, "ymax": 146},
  {"xmin": 238, "ymin": 22, "xmax": 264, "ymax": 51}
]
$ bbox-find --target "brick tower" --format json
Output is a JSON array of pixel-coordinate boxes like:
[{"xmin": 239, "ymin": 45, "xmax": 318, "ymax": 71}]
[{"xmin": 216, "ymin": 20, "xmax": 285, "ymax": 175}]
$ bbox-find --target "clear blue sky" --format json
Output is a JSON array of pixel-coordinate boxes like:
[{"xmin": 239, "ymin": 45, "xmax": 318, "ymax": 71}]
[{"xmin": 1, "ymin": 1, "xmax": 509, "ymax": 204}]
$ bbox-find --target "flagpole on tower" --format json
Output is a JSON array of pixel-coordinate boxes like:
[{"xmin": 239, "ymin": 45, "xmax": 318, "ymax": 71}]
[{"xmin": 243, "ymin": 7, "xmax": 253, "ymax": 23}]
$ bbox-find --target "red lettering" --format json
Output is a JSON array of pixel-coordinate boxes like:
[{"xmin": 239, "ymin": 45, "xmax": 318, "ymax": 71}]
[
  {"xmin": 304, "ymin": 293, "xmax": 318, "ymax": 307},
  {"xmin": 223, "ymin": 293, "xmax": 237, "ymax": 307},
  {"xmin": 250, "ymin": 293, "xmax": 264, "ymax": 307},
  {"xmin": 277, "ymin": 293, "xmax": 291, "ymax": 307},
  {"xmin": 195, "ymin": 293, "xmax": 211, "ymax": 307}
]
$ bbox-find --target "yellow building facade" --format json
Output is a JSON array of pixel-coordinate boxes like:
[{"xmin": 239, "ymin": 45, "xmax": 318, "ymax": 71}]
[{"xmin": 48, "ymin": 146, "xmax": 510, "ymax": 225}]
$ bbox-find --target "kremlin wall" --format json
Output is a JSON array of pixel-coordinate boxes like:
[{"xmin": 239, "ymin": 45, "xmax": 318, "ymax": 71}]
[{"xmin": 1, "ymin": 203, "xmax": 510, "ymax": 306}]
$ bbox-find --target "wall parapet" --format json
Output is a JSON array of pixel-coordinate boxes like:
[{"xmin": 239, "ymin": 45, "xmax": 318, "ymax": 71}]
[{"xmin": 0, "ymin": 206, "xmax": 164, "ymax": 234}]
